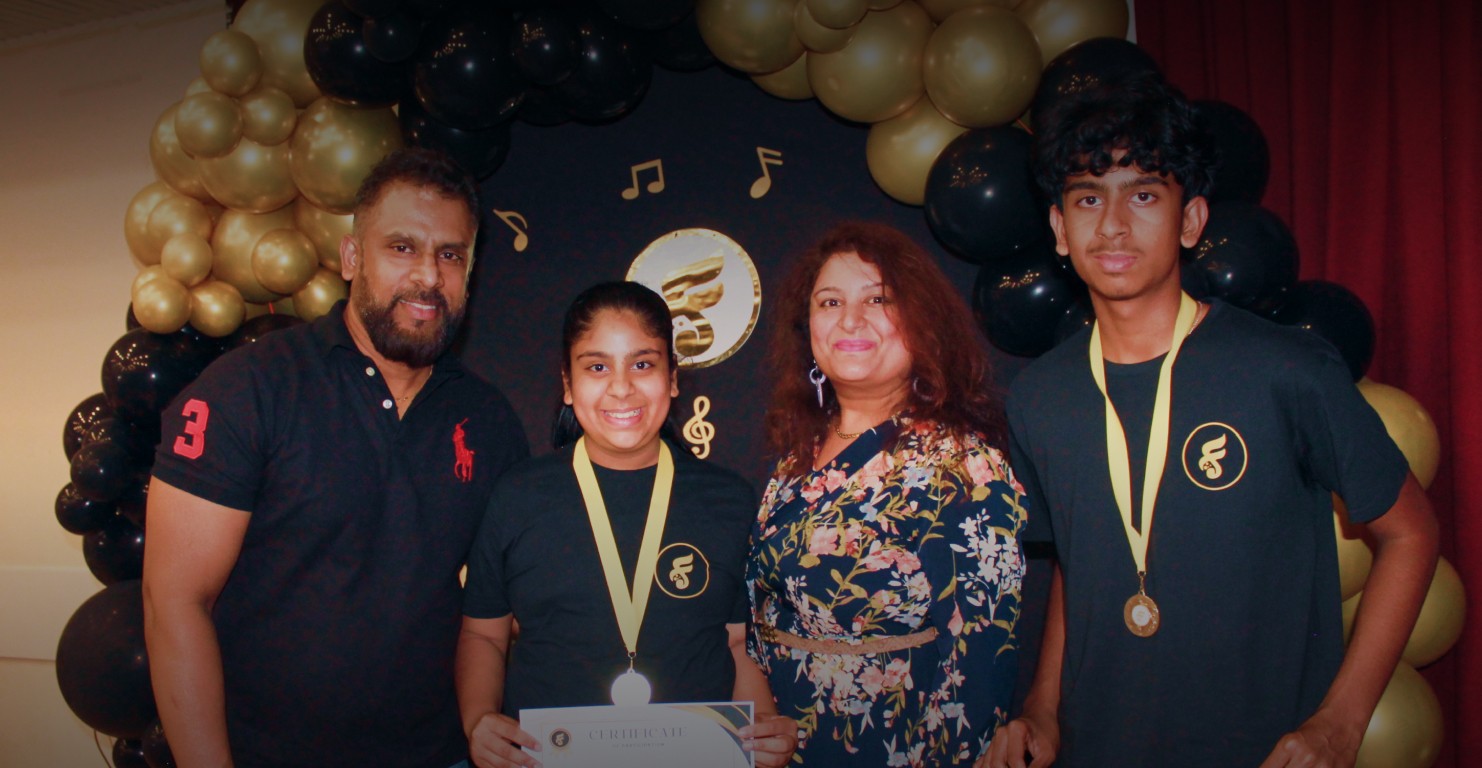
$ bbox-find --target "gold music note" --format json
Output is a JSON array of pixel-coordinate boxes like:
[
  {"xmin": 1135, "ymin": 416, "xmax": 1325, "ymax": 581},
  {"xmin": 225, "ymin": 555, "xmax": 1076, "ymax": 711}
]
[
  {"xmin": 749, "ymin": 147, "xmax": 784, "ymax": 199},
  {"xmin": 683, "ymin": 395, "xmax": 716, "ymax": 460},
  {"xmin": 661, "ymin": 253, "xmax": 725, "ymax": 358},
  {"xmin": 621, "ymin": 159, "xmax": 666, "ymax": 200},
  {"xmin": 492, "ymin": 209, "xmax": 529, "ymax": 252}
]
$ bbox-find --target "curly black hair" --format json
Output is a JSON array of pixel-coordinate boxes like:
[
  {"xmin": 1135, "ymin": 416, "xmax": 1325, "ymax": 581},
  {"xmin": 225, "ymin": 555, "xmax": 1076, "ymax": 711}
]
[{"xmin": 1032, "ymin": 69, "xmax": 1216, "ymax": 205}]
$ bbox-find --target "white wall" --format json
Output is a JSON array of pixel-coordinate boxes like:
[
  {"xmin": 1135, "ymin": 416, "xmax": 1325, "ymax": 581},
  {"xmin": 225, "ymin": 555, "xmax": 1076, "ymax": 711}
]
[{"xmin": 0, "ymin": 3, "xmax": 224, "ymax": 763}]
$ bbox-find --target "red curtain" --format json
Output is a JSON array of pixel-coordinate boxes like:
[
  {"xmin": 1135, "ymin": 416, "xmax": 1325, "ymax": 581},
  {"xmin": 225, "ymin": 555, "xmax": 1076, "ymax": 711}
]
[{"xmin": 1135, "ymin": 1, "xmax": 1481, "ymax": 765}]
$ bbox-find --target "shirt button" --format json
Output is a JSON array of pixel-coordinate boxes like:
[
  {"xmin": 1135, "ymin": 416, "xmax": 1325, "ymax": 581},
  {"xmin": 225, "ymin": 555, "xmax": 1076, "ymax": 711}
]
[
  {"xmin": 382, "ymin": 399, "xmax": 394, "ymax": 409},
  {"xmin": 365, "ymin": 367, "xmax": 376, "ymax": 377}
]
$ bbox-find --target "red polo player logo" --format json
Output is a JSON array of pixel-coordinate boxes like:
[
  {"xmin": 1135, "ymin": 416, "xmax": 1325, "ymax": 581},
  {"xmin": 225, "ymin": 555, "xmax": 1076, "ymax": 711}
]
[{"xmin": 453, "ymin": 418, "xmax": 475, "ymax": 483}]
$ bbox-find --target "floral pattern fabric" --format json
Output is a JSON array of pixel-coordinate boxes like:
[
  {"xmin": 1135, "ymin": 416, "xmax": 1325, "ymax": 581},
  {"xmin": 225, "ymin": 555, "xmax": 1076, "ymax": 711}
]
[{"xmin": 748, "ymin": 416, "xmax": 1027, "ymax": 766}]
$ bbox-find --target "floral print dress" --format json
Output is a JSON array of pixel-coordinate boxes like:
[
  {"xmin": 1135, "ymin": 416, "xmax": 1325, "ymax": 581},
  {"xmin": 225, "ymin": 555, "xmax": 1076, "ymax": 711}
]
[{"xmin": 748, "ymin": 416, "xmax": 1027, "ymax": 766}]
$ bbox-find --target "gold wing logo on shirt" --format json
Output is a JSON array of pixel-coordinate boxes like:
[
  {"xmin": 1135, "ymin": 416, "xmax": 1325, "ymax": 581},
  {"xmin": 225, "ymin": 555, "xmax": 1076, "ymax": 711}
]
[
  {"xmin": 1198, "ymin": 433, "xmax": 1228, "ymax": 479},
  {"xmin": 1182, "ymin": 422, "xmax": 1249, "ymax": 492},
  {"xmin": 661, "ymin": 253, "xmax": 725, "ymax": 359},
  {"xmin": 654, "ymin": 543, "xmax": 709, "ymax": 599}
]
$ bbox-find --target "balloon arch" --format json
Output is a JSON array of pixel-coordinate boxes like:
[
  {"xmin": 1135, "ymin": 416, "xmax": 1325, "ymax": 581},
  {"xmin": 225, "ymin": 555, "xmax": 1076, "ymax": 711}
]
[{"xmin": 54, "ymin": 1, "xmax": 1459, "ymax": 766}]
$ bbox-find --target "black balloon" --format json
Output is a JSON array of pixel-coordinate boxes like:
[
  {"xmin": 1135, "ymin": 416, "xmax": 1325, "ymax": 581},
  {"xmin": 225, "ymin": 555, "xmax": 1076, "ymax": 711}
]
[
  {"xmin": 78, "ymin": 416, "xmax": 155, "ymax": 466},
  {"xmin": 117, "ymin": 473, "xmax": 151, "ymax": 528},
  {"xmin": 640, "ymin": 10, "xmax": 714, "ymax": 72},
  {"xmin": 70, "ymin": 439, "xmax": 135, "ymax": 503},
  {"xmin": 973, "ymin": 247, "xmax": 1084, "ymax": 358},
  {"xmin": 126, "ymin": 303, "xmax": 142, "ymax": 331},
  {"xmin": 1271, "ymin": 280, "xmax": 1376, "ymax": 381},
  {"xmin": 1187, "ymin": 201, "xmax": 1298, "ymax": 316},
  {"xmin": 405, "ymin": 0, "xmax": 455, "ymax": 17},
  {"xmin": 554, "ymin": 11, "xmax": 653, "ymax": 123},
  {"xmin": 925, "ymin": 126, "xmax": 1050, "ymax": 264},
  {"xmin": 304, "ymin": 1, "xmax": 410, "ymax": 106},
  {"xmin": 84, "ymin": 517, "xmax": 147, "ymax": 585},
  {"xmin": 113, "ymin": 738, "xmax": 150, "ymax": 768},
  {"xmin": 363, "ymin": 9, "xmax": 425, "ymax": 63},
  {"xmin": 229, "ymin": 312, "xmax": 306, "ymax": 348},
  {"xmin": 55, "ymin": 580, "xmax": 156, "ymax": 739},
  {"xmin": 413, "ymin": 7, "xmax": 525, "ymax": 129},
  {"xmin": 142, "ymin": 719, "xmax": 176, "ymax": 768},
  {"xmin": 1180, "ymin": 257, "xmax": 1211, "ymax": 301},
  {"xmin": 597, "ymin": 0, "xmax": 694, "ymax": 31},
  {"xmin": 511, "ymin": 8, "xmax": 582, "ymax": 87},
  {"xmin": 343, "ymin": 0, "xmax": 400, "ymax": 17},
  {"xmin": 56, "ymin": 483, "xmax": 117, "ymax": 535},
  {"xmin": 1031, "ymin": 37, "xmax": 1162, "ymax": 134},
  {"xmin": 101, "ymin": 327, "xmax": 203, "ymax": 428},
  {"xmin": 1195, "ymin": 99, "xmax": 1270, "ymax": 205},
  {"xmin": 400, "ymin": 96, "xmax": 513, "ymax": 180},
  {"xmin": 516, "ymin": 84, "xmax": 571, "ymax": 126},
  {"xmin": 1054, "ymin": 300, "xmax": 1095, "ymax": 345},
  {"xmin": 64, "ymin": 392, "xmax": 114, "ymax": 460}
]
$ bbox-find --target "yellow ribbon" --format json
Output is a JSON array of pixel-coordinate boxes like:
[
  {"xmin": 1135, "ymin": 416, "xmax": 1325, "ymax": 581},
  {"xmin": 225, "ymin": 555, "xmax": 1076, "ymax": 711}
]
[
  {"xmin": 572, "ymin": 437, "xmax": 675, "ymax": 663},
  {"xmin": 1088, "ymin": 293, "xmax": 1198, "ymax": 581}
]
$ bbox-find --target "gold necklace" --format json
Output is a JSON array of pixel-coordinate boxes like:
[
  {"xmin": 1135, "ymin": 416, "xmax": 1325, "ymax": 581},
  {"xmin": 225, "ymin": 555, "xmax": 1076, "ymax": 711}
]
[{"xmin": 834, "ymin": 424, "xmax": 861, "ymax": 440}]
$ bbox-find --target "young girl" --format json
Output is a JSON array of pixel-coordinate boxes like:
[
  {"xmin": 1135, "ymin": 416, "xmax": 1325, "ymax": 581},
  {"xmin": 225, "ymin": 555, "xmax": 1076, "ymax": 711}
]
[{"xmin": 456, "ymin": 281, "xmax": 796, "ymax": 768}]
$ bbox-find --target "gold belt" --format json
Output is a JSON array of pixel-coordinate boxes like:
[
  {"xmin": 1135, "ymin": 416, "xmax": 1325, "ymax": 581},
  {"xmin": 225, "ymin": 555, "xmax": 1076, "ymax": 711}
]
[{"xmin": 758, "ymin": 621, "xmax": 938, "ymax": 655}]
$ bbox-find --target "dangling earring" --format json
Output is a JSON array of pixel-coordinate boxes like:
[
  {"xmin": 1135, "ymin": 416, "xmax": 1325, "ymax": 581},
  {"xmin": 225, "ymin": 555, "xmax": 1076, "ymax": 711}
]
[{"xmin": 808, "ymin": 364, "xmax": 827, "ymax": 408}]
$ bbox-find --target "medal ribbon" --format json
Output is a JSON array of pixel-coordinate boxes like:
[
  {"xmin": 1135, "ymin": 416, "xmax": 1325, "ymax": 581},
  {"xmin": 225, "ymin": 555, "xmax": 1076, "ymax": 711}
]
[
  {"xmin": 1088, "ymin": 293, "xmax": 1198, "ymax": 581},
  {"xmin": 572, "ymin": 437, "xmax": 674, "ymax": 663}
]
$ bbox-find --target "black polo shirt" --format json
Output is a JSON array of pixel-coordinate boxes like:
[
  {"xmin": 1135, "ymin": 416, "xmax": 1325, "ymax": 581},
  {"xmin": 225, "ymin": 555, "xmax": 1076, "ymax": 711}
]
[{"xmin": 153, "ymin": 301, "xmax": 528, "ymax": 768}]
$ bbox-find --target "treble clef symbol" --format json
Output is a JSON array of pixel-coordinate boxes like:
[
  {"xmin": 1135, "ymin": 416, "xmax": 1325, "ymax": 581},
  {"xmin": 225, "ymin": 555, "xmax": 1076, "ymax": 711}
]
[{"xmin": 683, "ymin": 395, "xmax": 716, "ymax": 460}]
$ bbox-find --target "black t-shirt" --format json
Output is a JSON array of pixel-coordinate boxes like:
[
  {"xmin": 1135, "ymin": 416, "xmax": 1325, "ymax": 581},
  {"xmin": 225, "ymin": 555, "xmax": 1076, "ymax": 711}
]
[
  {"xmin": 464, "ymin": 440, "xmax": 756, "ymax": 713},
  {"xmin": 1006, "ymin": 300, "xmax": 1408, "ymax": 767},
  {"xmin": 152, "ymin": 303, "xmax": 529, "ymax": 768}
]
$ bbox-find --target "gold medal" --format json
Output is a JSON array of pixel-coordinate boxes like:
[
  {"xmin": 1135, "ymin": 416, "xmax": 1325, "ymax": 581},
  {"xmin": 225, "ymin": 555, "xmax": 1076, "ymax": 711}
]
[{"xmin": 1123, "ymin": 592, "xmax": 1161, "ymax": 637}]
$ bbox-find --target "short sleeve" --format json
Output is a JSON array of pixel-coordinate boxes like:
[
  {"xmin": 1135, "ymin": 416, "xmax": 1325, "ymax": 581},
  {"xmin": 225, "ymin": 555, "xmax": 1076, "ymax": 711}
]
[
  {"xmin": 151, "ymin": 353, "xmax": 264, "ymax": 512},
  {"xmin": 463, "ymin": 483, "xmax": 515, "ymax": 619}
]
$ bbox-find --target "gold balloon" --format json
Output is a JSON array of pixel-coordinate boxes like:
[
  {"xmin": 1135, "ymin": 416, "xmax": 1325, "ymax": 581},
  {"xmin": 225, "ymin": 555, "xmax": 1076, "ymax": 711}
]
[
  {"xmin": 752, "ymin": 54, "xmax": 815, "ymax": 100},
  {"xmin": 794, "ymin": 2, "xmax": 856, "ymax": 53},
  {"xmin": 923, "ymin": 6, "xmax": 1041, "ymax": 127},
  {"xmin": 162, "ymin": 233, "xmax": 215, "ymax": 287},
  {"xmin": 808, "ymin": 2, "xmax": 934, "ymax": 124},
  {"xmin": 132, "ymin": 265, "xmax": 168, "ymax": 295},
  {"xmin": 175, "ymin": 91, "xmax": 244, "ymax": 159},
  {"xmin": 190, "ymin": 280, "xmax": 248, "ymax": 337},
  {"xmin": 1354, "ymin": 662, "xmax": 1442, "ymax": 768},
  {"xmin": 200, "ymin": 28, "xmax": 263, "ymax": 97},
  {"xmin": 919, "ymin": 0, "xmax": 1019, "ymax": 21},
  {"xmin": 184, "ymin": 76, "xmax": 213, "ymax": 97},
  {"xmin": 806, "ymin": 0, "xmax": 868, "ymax": 29},
  {"xmin": 1017, "ymin": 0, "xmax": 1129, "ymax": 66},
  {"xmin": 199, "ymin": 138, "xmax": 297, "ymax": 214},
  {"xmin": 240, "ymin": 86, "xmax": 298, "ymax": 145},
  {"xmin": 868, "ymin": 0, "xmax": 904, "ymax": 7},
  {"xmin": 212, "ymin": 206, "xmax": 297, "ymax": 303},
  {"xmin": 124, "ymin": 182, "xmax": 178, "ymax": 265},
  {"xmin": 146, "ymin": 195, "xmax": 215, "ymax": 262},
  {"xmin": 293, "ymin": 197, "xmax": 353, "ymax": 271},
  {"xmin": 1357, "ymin": 378, "xmax": 1441, "ymax": 489},
  {"xmin": 1333, "ymin": 499, "xmax": 1372, "ymax": 600},
  {"xmin": 1403, "ymin": 557, "xmax": 1466, "ymax": 667},
  {"xmin": 695, "ymin": 0, "xmax": 806, "ymax": 74},
  {"xmin": 293, "ymin": 269, "xmax": 349, "ymax": 321},
  {"xmin": 252, "ymin": 228, "xmax": 319, "ymax": 295},
  {"xmin": 289, "ymin": 98, "xmax": 403, "ymax": 214},
  {"xmin": 132, "ymin": 276, "xmax": 192, "ymax": 334},
  {"xmin": 865, "ymin": 97, "xmax": 967, "ymax": 205},
  {"xmin": 150, "ymin": 103, "xmax": 212, "ymax": 201},
  {"xmin": 230, "ymin": 0, "xmax": 322, "ymax": 107}
]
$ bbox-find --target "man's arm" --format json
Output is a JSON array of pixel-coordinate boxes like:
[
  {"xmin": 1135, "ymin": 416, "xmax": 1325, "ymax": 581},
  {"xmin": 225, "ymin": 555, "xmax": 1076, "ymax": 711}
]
[
  {"xmin": 456, "ymin": 615, "xmax": 540, "ymax": 768},
  {"xmin": 1262, "ymin": 474, "xmax": 1439, "ymax": 768},
  {"xmin": 141, "ymin": 478, "xmax": 250, "ymax": 768},
  {"xmin": 729, "ymin": 622, "xmax": 797, "ymax": 768},
  {"xmin": 980, "ymin": 562, "xmax": 1064, "ymax": 768}
]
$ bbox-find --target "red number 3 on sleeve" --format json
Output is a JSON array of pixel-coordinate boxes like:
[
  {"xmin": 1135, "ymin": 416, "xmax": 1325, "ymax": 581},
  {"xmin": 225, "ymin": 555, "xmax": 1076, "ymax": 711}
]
[{"xmin": 173, "ymin": 398, "xmax": 210, "ymax": 459}]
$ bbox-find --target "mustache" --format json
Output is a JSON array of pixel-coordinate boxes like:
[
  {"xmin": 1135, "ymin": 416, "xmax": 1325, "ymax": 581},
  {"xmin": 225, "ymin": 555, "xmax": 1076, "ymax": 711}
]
[{"xmin": 395, "ymin": 289, "xmax": 449, "ymax": 312}]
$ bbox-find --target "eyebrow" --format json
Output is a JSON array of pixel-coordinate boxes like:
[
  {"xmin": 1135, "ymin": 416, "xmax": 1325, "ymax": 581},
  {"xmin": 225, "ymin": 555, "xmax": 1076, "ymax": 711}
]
[
  {"xmin": 1064, "ymin": 175, "xmax": 1170, "ymax": 194},
  {"xmin": 812, "ymin": 281, "xmax": 884, "ymax": 299},
  {"xmin": 574, "ymin": 347, "xmax": 664, "ymax": 360}
]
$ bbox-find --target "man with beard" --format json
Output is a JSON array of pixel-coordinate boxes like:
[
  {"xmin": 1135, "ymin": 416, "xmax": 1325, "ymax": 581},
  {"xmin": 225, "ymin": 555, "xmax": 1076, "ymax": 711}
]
[{"xmin": 143, "ymin": 148, "xmax": 528, "ymax": 768}]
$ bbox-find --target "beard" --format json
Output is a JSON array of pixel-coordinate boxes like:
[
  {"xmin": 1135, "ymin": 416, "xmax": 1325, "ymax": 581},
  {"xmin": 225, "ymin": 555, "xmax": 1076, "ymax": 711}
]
[{"xmin": 353, "ymin": 286, "xmax": 463, "ymax": 368}]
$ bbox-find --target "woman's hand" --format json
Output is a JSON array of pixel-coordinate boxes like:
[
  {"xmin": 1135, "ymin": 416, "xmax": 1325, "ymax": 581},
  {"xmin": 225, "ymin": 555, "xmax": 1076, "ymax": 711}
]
[
  {"xmin": 743, "ymin": 713, "xmax": 799, "ymax": 768},
  {"xmin": 468, "ymin": 712, "xmax": 541, "ymax": 768}
]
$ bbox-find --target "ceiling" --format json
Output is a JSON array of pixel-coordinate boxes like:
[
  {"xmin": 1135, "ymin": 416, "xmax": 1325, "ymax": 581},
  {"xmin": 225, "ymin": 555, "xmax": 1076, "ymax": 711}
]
[{"xmin": 0, "ymin": 0, "xmax": 223, "ymax": 48}]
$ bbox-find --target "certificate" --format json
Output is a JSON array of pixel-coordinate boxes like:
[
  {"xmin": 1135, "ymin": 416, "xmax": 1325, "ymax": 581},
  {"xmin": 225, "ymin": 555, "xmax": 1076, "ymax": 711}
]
[{"xmin": 520, "ymin": 701, "xmax": 754, "ymax": 768}]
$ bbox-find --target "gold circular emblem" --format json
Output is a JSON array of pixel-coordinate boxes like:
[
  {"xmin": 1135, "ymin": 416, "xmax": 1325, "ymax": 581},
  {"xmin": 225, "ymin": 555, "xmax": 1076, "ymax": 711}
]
[
  {"xmin": 1124, "ymin": 593, "xmax": 1161, "ymax": 637},
  {"xmin": 1181, "ymin": 422, "xmax": 1249, "ymax": 491},
  {"xmin": 654, "ymin": 542, "xmax": 710, "ymax": 599},
  {"xmin": 626, "ymin": 228, "xmax": 762, "ymax": 369}
]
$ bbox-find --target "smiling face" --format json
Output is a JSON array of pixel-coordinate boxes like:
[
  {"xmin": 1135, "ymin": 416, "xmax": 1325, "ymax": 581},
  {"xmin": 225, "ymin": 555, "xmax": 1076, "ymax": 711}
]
[
  {"xmin": 808, "ymin": 251, "xmax": 913, "ymax": 402},
  {"xmin": 563, "ymin": 308, "xmax": 678, "ymax": 470},
  {"xmin": 1049, "ymin": 158, "xmax": 1208, "ymax": 308},
  {"xmin": 340, "ymin": 181, "xmax": 476, "ymax": 368}
]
